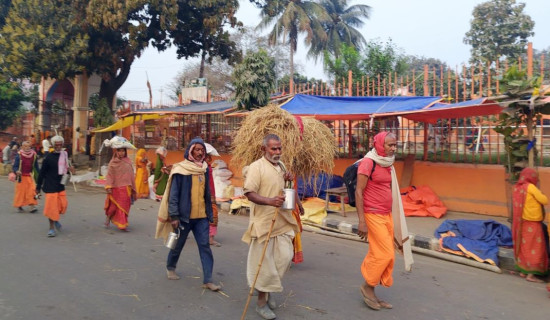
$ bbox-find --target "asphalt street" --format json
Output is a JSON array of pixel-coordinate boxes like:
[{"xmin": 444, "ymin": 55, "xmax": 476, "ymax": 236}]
[{"xmin": 0, "ymin": 178, "xmax": 548, "ymax": 320}]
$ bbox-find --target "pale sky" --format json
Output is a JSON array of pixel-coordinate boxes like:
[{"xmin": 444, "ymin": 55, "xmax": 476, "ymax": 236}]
[{"xmin": 117, "ymin": 0, "xmax": 550, "ymax": 104}]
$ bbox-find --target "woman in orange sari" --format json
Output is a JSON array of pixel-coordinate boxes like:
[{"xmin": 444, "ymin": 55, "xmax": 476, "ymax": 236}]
[
  {"xmin": 103, "ymin": 136, "xmax": 137, "ymax": 231},
  {"xmin": 512, "ymin": 167, "xmax": 549, "ymax": 282},
  {"xmin": 134, "ymin": 148, "xmax": 150, "ymax": 199}
]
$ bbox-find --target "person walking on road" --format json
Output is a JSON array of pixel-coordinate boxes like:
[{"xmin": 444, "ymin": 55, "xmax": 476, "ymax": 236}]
[
  {"xmin": 205, "ymin": 143, "xmax": 222, "ymax": 247},
  {"xmin": 35, "ymin": 135, "xmax": 73, "ymax": 237},
  {"xmin": 512, "ymin": 167, "xmax": 548, "ymax": 283},
  {"xmin": 12, "ymin": 141, "xmax": 39, "ymax": 213},
  {"xmin": 41, "ymin": 135, "xmax": 52, "ymax": 157},
  {"xmin": 153, "ymin": 146, "xmax": 170, "ymax": 201},
  {"xmin": 103, "ymin": 136, "xmax": 137, "ymax": 231},
  {"xmin": 242, "ymin": 134, "xmax": 300, "ymax": 320},
  {"xmin": 155, "ymin": 137, "xmax": 221, "ymax": 292},
  {"xmin": 355, "ymin": 131, "xmax": 400, "ymax": 311},
  {"xmin": 134, "ymin": 148, "xmax": 150, "ymax": 199}
]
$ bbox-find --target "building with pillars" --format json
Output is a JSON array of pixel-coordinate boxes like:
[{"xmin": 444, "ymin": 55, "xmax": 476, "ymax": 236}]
[{"xmin": 38, "ymin": 74, "xmax": 102, "ymax": 157}]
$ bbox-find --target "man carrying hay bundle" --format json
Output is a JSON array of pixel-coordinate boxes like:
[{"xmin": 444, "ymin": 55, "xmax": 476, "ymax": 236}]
[{"xmin": 242, "ymin": 134, "xmax": 301, "ymax": 320}]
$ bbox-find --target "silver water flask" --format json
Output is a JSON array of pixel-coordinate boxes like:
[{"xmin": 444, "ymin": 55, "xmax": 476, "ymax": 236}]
[
  {"xmin": 165, "ymin": 227, "xmax": 180, "ymax": 250},
  {"xmin": 281, "ymin": 188, "xmax": 296, "ymax": 210}
]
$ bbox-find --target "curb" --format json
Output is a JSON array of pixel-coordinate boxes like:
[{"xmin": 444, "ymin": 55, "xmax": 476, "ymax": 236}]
[{"xmin": 320, "ymin": 217, "xmax": 515, "ymax": 272}]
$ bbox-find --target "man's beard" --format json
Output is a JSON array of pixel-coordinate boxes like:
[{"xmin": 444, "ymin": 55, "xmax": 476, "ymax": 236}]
[{"xmin": 265, "ymin": 154, "xmax": 280, "ymax": 164}]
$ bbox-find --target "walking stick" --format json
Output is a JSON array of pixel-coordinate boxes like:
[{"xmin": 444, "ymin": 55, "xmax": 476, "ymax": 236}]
[{"xmin": 240, "ymin": 207, "xmax": 280, "ymax": 320}]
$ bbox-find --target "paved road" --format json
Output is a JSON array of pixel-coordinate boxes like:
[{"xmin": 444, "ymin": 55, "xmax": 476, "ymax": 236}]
[{"xmin": 0, "ymin": 178, "xmax": 548, "ymax": 320}]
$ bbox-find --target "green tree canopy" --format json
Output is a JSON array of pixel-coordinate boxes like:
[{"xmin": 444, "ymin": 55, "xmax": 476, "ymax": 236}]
[
  {"xmin": 362, "ymin": 39, "xmax": 408, "ymax": 79},
  {"xmin": 232, "ymin": 49, "xmax": 275, "ymax": 110},
  {"xmin": 0, "ymin": 79, "xmax": 25, "ymax": 130},
  {"xmin": 308, "ymin": 0, "xmax": 370, "ymax": 60},
  {"xmin": 464, "ymin": 0, "xmax": 535, "ymax": 64},
  {"xmin": 323, "ymin": 43, "xmax": 363, "ymax": 83},
  {"xmin": 170, "ymin": 0, "xmax": 242, "ymax": 78},
  {"xmin": 257, "ymin": 0, "xmax": 329, "ymax": 91}
]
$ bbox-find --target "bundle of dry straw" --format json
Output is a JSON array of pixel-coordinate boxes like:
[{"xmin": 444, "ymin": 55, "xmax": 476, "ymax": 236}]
[{"xmin": 231, "ymin": 105, "xmax": 337, "ymax": 187}]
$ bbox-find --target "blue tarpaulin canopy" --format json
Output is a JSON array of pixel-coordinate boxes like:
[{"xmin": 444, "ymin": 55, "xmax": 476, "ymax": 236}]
[
  {"xmin": 279, "ymin": 94, "xmax": 502, "ymax": 122},
  {"xmin": 128, "ymin": 100, "xmax": 235, "ymax": 115},
  {"xmin": 280, "ymin": 94, "xmax": 442, "ymax": 120}
]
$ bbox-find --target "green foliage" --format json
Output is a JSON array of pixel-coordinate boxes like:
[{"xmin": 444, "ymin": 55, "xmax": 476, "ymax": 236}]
[
  {"xmin": 464, "ymin": 0, "xmax": 534, "ymax": 64},
  {"xmin": 232, "ymin": 49, "xmax": 275, "ymax": 110},
  {"xmin": 493, "ymin": 65, "xmax": 547, "ymax": 181},
  {"xmin": 0, "ymin": 0, "xmax": 10, "ymax": 28},
  {"xmin": 257, "ymin": 0, "xmax": 330, "ymax": 82},
  {"xmin": 278, "ymin": 72, "xmax": 319, "ymax": 93},
  {"xmin": 0, "ymin": 0, "xmax": 90, "ymax": 80},
  {"xmin": 169, "ymin": 0, "xmax": 242, "ymax": 76},
  {"xmin": 0, "ymin": 79, "xmax": 25, "ymax": 130},
  {"xmin": 363, "ymin": 39, "xmax": 407, "ymax": 79},
  {"xmin": 308, "ymin": 0, "xmax": 371, "ymax": 60},
  {"xmin": 323, "ymin": 43, "xmax": 362, "ymax": 82},
  {"xmin": 89, "ymin": 94, "xmax": 114, "ymax": 128}
]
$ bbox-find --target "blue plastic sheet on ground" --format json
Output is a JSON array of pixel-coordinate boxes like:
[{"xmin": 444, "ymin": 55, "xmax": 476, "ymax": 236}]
[
  {"xmin": 297, "ymin": 174, "xmax": 343, "ymax": 201},
  {"xmin": 434, "ymin": 219, "xmax": 512, "ymax": 265}
]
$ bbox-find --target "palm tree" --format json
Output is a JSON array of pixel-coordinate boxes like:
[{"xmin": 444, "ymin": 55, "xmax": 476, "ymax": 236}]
[
  {"xmin": 309, "ymin": 0, "xmax": 371, "ymax": 60},
  {"xmin": 257, "ymin": 0, "xmax": 329, "ymax": 94}
]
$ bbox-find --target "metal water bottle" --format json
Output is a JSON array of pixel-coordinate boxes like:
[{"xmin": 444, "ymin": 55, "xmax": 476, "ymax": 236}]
[{"xmin": 165, "ymin": 227, "xmax": 180, "ymax": 250}]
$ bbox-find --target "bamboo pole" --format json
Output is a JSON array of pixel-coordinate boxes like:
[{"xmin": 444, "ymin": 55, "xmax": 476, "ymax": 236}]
[
  {"xmin": 440, "ymin": 65, "xmax": 444, "ymax": 97},
  {"xmin": 455, "ymin": 66, "xmax": 458, "ymax": 102},
  {"xmin": 541, "ymin": 54, "xmax": 545, "ymax": 82},
  {"xmin": 432, "ymin": 66, "xmax": 436, "ymax": 96},
  {"xmin": 240, "ymin": 208, "xmax": 280, "ymax": 320},
  {"xmin": 527, "ymin": 42, "xmax": 533, "ymax": 77},
  {"xmin": 366, "ymin": 76, "xmax": 369, "ymax": 96},
  {"xmin": 496, "ymin": 60, "xmax": 500, "ymax": 95},
  {"xmin": 348, "ymin": 70, "xmax": 353, "ymax": 96},
  {"xmin": 470, "ymin": 66, "xmax": 475, "ymax": 98},
  {"xmin": 478, "ymin": 65, "xmax": 483, "ymax": 97},
  {"xmin": 388, "ymin": 72, "xmax": 392, "ymax": 96},
  {"xmin": 447, "ymin": 69, "xmax": 451, "ymax": 100},
  {"xmin": 362, "ymin": 76, "xmax": 365, "ymax": 96},
  {"xmin": 412, "ymin": 70, "xmax": 416, "ymax": 96},
  {"xmin": 487, "ymin": 61, "xmax": 492, "ymax": 97},
  {"xmin": 423, "ymin": 65, "xmax": 429, "ymax": 97},
  {"xmin": 462, "ymin": 66, "xmax": 467, "ymax": 102},
  {"xmin": 377, "ymin": 74, "xmax": 381, "ymax": 96}
]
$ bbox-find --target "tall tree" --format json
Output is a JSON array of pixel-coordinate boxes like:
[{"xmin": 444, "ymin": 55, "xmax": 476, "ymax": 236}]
[
  {"xmin": 0, "ymin": 0, "xmax": 10, "ymax": 28},
  {"xmin": 170, "ymin": 0, "xmax": 242, "ymax": 78},
  {"xmin": 363, "ymin": 39, "xmax": 408, "ymax": 78},
  {"xmin": 232, "ymin": 49, "xmax": 275, "ymax": 110},
  {"xmin": 323, "ymin": 43, "xmax": 363, "ymax": 83},
  {"xmin": 464, "ymin": 0, "xmax": 535, "ymax": 64},
  {"xmin": 257, "ymin": 0, "xmax": 329, "ymax": 93},
  {"xmin": 309, "ymin": 0, "xmax": 371, "ymax": 60},
  {"xmin": 0, "ymin": 79, "xmax": 25, "ymax": 130},
  {"xmin": 0, "ymin": 0, "xmax": 177, "ymax": 109}
]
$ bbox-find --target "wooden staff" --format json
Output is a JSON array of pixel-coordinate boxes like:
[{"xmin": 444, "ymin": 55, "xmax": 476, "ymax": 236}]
[{"xmin": 240, "ymin": 207, "xmax": 280, "ymax": 320}]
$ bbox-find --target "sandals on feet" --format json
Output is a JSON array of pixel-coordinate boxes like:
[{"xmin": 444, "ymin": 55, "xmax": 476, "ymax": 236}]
[
  {"xmin": 54, "ymin": 221, "xmax": 62, "ymax": 231},
  {"xmin": 360, "ymin": 286, "xmax": 380, "ymax": 310},
  {"xmin": 209, "ymin": 241, "xmax": 222, "ymax": 247},
  {"xmin": 377, "ymin": 300, "xmax": 393, "ymax": 309},
  {"xmin": 47, "ymin": 229, "xmax": 56, "ymax": 237}
]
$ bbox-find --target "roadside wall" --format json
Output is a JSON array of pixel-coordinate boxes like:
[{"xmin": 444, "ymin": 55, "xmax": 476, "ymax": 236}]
[{"xmin": 142, "ymin": 150, "xmax": 550, "ymax": 218}]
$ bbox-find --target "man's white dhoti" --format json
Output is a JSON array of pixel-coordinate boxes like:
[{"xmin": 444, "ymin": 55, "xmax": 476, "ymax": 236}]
[{"xmin": 247, "ymin": 230, "xmax": 295, "ymax": 292}]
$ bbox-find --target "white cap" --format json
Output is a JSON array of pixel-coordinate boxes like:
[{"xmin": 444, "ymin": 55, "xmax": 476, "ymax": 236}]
[
  {"xmin": 205, "ymin": 143, "xmax": 220, "ymax": 156},
  {"xmin": 103, "ymin": 136, "xmax": 136, "ymax": 150}
]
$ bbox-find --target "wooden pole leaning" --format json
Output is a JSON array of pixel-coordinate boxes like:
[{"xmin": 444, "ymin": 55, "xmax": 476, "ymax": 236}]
[{"xmin": 240, "ymin": 207, "xmax": 280, "ymax": 320}]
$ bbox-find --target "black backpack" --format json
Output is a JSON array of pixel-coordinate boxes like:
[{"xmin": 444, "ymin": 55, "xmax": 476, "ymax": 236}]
[{"xmin": 343, "ymin": 158, "xmax": 376, "ymax": 207}]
